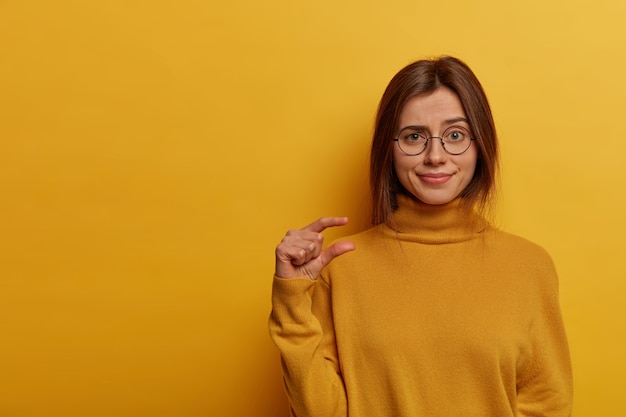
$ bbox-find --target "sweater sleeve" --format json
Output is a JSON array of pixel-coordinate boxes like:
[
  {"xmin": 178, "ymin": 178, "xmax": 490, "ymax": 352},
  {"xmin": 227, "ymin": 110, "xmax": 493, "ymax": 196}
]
[
  {"xmin": 268, "ymin": 276, "xmax": 347, "ymax": 417},
  {"xmin": 516, "ymin": 259, "xmax": 573, "ymax": 417}
]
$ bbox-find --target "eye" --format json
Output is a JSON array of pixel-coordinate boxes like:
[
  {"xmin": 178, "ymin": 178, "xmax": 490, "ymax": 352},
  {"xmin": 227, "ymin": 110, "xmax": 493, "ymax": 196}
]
[
  {"xmin": 444, "ymin": 127, "xmax": 469, "ymax": 142},
  {"xmin": 401, "ymin": 129, "xmax": 427, "ymax": 143}
]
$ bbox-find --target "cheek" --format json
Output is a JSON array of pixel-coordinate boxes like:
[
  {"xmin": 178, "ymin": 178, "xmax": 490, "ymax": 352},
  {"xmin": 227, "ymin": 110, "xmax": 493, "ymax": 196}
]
[
  {"xmin": 468, "ymin": 149, "xmax": 479, "ymax": 173},
  {"xmin": 392, "ymin": 153, "xmax": 410, "ymax": 179},
  {"xmin": 392, "ymin": 155, "xmax": 418, "ymax": 193},
  {"xmin": 459, "ymin": 151, "xmax": 479, "ymax": 183},
  {"xmin": 464, "ymin": 155, "xmax": 477, "ymax": 173},
  {"xmin": 391, "ymin": 148, "xmax": 401, "ymax": 176},
  {"xmin": 392, "ymin": 146, "xmax": 416, "ymax": 173}
]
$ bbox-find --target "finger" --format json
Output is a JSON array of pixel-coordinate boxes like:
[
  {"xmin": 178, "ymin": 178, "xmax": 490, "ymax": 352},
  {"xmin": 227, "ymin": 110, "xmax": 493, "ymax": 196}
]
[
  {"xmin": 281, "ymin": 231, "xmax": 323, "ymax": 256},
  {"xmin": 274, "ymin": 217, "xmax": 352, "ymax": 279},
  {"xmin": 275, "ymin": 242, "xmax": 312, "ymax": 266},
  {"xmin": 317, "ymin": 240, "xmax": 355, "ymax": 268},
  {"xmin": 302, "ymin": 217, "xmax": 349, "ymax": 234},
  {"xmin": 284, "ymin": 230, "xmax": 324, "ymax": 244}
]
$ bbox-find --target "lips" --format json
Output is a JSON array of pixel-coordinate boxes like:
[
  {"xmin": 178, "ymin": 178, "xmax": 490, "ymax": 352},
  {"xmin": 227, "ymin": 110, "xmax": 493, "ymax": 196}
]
[{"xmin": 418, "ymin": 173, "xmax": 453, "ymax": 185}]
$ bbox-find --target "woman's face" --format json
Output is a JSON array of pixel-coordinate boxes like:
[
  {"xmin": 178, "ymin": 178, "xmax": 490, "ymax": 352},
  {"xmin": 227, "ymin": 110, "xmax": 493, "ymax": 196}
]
[{"xmin": 393, "ymin": 87, "xmax": 478, "ymax": 205}]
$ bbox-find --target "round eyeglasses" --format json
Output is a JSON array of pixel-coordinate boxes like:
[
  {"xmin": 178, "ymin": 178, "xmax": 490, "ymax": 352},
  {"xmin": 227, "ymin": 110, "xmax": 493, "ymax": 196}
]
[{"xmin": 394, "ymin": 125, "xmax": 475, "ymax": 156}]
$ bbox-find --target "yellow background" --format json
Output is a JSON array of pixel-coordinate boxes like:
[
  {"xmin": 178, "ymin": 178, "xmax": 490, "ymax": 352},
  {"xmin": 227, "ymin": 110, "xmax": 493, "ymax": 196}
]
[{"xmin": 1, "ymin": 0, "xmax": 624, "ymax": 416}]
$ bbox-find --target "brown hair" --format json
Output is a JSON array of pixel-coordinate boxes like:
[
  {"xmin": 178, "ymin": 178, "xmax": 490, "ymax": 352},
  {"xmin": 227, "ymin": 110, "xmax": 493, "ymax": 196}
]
[{"xmin": 370, "ymin": 56, "xmax": 499, "ymax": 225}]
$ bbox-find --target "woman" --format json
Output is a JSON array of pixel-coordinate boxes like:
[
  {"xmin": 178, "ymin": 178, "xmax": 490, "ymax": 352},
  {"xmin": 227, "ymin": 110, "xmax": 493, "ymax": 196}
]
[{"xmin": 270, "ymin": 56, "xmax": 573, "ymax": 416}]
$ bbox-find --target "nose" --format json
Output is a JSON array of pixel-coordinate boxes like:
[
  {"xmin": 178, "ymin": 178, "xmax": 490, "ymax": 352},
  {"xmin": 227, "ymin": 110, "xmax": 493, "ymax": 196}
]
[{"xmin": 423, "ymin": 137, "xmax": 448, "ymax": 165}]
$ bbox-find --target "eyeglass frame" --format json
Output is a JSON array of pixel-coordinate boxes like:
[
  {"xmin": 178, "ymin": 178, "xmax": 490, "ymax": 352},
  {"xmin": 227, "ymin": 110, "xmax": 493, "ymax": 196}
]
[{"xmin": 393, "ymin": 125, "xmax": 476, "ymax": 156}]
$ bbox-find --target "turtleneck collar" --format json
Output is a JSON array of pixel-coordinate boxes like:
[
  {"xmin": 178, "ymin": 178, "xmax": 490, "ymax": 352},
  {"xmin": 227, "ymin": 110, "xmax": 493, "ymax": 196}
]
[{"xmin": 381, "ymin": 194, "xmax": 490, "ymax": 244}]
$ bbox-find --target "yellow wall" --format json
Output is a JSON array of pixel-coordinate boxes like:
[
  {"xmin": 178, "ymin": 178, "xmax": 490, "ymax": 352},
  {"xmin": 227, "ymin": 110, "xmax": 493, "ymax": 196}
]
[{"xmin": 1, "ymin": 0, "xmax": 624, "ymax": 415}]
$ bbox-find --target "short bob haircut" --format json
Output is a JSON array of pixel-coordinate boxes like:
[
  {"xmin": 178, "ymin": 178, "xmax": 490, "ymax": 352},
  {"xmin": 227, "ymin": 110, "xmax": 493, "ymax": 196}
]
[{"xmin": 370, "ymin": 56, "xmax": 499, "ymax": 225}]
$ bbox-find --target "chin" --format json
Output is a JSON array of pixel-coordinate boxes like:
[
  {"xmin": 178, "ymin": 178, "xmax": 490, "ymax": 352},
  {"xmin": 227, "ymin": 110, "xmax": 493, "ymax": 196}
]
[
  {"xmin": 420, "ymin": 198, "xmax": 454, "ymax": 205},
  {"xmin": 413, "ymin": 191, "xmax": 459, "ymax": 206}
]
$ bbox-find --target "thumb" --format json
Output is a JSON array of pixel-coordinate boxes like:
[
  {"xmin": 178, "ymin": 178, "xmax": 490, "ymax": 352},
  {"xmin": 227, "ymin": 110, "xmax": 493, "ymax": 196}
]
[{"xmin": 318, "ymin": 240, "xmax": 355, "ymax": 269}]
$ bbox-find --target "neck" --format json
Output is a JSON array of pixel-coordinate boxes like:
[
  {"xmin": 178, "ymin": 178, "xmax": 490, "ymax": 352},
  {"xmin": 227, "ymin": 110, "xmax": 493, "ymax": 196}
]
[{"xmin": 382, "ymin": 193, "xmax": 488, "ymax": 244}]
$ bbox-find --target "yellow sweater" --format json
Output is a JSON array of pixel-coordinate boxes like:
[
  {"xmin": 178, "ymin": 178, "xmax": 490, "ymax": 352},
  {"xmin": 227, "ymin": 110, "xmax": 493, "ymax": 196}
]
[{"xmin": 269, "ymin": 195, "xmax": 573, "ymax": 417}]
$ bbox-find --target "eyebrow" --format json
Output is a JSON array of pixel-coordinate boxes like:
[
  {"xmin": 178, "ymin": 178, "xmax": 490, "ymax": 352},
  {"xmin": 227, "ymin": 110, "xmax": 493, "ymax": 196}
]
[
  {"xmin": 399, "ymin": 117, "xmax": 470, "ymax": 132},
  {"xmin": 444, "ymin": 117, "xmax": 470, "ymax": 125}
]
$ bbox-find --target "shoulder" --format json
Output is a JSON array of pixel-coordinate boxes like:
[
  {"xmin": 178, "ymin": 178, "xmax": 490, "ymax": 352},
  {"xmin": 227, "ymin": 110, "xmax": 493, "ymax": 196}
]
[
  {"xmin": 320, "ymin": 225, "xmax": 389, "ymax": 280},
  {"xmin": 487, "ymin": 227, "xmax": 558, "ymax": 283},
  {"xmin": 341, "ymin": 225, "xmax": 385, "ymax": 244},
  {"xmin": 321, "ymin": 224, "xmax": 385, "ymax": 250},
  {"xmin": 490, "ymin": 228, "xmax": 553, "ymax": 258}
]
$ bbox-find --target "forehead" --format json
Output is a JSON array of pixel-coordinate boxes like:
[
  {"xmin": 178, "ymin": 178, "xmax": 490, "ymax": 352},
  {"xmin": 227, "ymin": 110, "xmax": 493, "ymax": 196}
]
[{"xmin": 398, "ymin": 87, "xmax": 466, "ymax": 126}]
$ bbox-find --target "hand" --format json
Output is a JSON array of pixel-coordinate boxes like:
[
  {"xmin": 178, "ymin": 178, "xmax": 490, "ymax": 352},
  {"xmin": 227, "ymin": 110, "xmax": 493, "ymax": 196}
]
[{"xmin": 275, "ymin": 217, "xmax": 355, "ymax": 280}]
